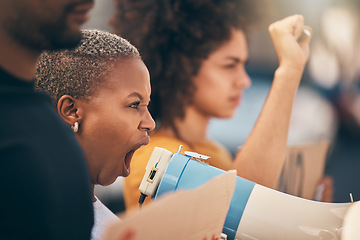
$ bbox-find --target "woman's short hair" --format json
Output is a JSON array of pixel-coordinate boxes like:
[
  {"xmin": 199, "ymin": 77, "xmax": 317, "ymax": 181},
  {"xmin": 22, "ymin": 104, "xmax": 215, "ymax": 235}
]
[{"xmin": 35, "ymin": 29, "xmax": 140, "ymax": 105}]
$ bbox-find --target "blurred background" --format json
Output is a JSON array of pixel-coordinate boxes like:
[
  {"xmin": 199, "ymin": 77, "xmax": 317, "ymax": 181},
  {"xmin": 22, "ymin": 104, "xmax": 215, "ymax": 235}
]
[{"xmin": 85, "ymin": 0, "xmax": 360, "ymax": 211}]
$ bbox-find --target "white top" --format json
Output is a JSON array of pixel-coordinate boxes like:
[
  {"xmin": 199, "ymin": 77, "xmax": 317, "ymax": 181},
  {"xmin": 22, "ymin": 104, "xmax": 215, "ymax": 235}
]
[{"xmin": 91, "ymin": 196, "xmax": 120, "ymax": 240}]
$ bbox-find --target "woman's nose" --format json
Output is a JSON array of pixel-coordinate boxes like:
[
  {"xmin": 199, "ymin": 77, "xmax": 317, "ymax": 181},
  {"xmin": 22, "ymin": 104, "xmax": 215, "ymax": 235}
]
[
  {"xmin": 234, "ymin": 68, "xmax": 252, "ymax": 89},
  {"xmin": 140, "ymin": 110, "xmax": 156, "ymax": 131}
]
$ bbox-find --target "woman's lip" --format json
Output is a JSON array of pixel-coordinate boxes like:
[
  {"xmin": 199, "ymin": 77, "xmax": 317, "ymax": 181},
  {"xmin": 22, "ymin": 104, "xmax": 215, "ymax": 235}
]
[
  {"xmin": 229, "ymin": 95, "xmax": 242, "ymax": 105},
  {"xmin": 135, "ymin": 136, "xmax": 150, "ymax": 149}
]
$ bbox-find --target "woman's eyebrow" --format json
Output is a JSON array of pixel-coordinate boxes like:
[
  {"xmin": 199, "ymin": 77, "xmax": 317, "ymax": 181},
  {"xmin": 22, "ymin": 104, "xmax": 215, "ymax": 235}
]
[
  {"xmin": 127, "ymin": 92, "xmax": 143, "ymax": 100},
  {"xmin": 225, "ymin": 56, "xmax": 248, "ymax": 63}
]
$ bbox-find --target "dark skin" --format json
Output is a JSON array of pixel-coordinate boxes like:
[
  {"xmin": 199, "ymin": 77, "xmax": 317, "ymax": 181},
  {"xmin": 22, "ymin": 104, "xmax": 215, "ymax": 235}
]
[
  {"xmin": 0, "ymin": 0, "xmax": 94, "ymax": 80},
  {"xmin": 57, "ymin": 58, "xmax": 156, "ymax": 201}
]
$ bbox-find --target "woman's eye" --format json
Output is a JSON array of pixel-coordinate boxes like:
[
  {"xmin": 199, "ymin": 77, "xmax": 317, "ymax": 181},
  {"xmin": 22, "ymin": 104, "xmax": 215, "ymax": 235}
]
[
  {"xmin": 224, "ymin": 64, "xmax": 236, "ymax": 69},
  {"xmin": 129, "ymin": 101, "xmax": 140, "ymax": 109}
]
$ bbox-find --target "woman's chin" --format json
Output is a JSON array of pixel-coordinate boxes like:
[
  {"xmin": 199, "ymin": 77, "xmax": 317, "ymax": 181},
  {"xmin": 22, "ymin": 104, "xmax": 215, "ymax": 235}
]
[
  {"xmin": 96, "ymin": 174, "xmax": 121, "ymax": 186},
  {"xmin": 214, "ymin": 112, "xmax": 236, "ymax": 119}
]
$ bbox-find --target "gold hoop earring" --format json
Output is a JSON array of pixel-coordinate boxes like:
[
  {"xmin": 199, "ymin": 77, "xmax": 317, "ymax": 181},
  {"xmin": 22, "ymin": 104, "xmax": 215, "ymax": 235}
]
[{"xmin": 71, "ymin": 122, "xmax": 79, "ymax": 133}]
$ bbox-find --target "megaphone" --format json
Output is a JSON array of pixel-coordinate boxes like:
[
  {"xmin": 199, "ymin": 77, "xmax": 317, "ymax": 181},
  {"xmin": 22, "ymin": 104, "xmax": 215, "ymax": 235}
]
[{"xmin": 139, "ymin": 146, "xmax": 352, "ymax": 240}]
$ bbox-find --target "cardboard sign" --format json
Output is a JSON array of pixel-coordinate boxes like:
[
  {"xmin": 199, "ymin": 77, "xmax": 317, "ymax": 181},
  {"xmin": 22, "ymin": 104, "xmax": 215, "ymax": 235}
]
[
  {"xmin": 102, "ymin": 171, "xmax": 237, "ymax": 240},
  {"xmin": 277, "ymin": 141, "xmax": 330, "ymax": 200}
]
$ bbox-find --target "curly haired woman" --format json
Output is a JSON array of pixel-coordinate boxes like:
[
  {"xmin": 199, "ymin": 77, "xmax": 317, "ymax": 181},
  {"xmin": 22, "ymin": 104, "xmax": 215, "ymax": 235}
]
[{"xmin": 110, "ymin": 0, "xmax": 314, "ymax": 210}]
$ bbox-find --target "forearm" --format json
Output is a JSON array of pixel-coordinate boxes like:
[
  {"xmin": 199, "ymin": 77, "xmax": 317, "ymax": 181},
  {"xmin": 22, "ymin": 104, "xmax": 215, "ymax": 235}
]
[{"xmin": 232, "ymin": 66, "xmax": 304, "ymax": 188}]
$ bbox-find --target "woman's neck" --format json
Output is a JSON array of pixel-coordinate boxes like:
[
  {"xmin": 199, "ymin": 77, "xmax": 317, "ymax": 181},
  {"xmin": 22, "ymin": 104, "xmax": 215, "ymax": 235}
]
[{"xmin": 163, "ymin": 106, "xmax": 210, "ymax": 143}]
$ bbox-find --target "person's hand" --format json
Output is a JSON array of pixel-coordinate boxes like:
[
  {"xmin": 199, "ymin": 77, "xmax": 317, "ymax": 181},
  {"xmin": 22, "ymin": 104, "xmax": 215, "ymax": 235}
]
[{"xmin": 268, "ymin": 14, "xmax": 312, "ymax": 73}]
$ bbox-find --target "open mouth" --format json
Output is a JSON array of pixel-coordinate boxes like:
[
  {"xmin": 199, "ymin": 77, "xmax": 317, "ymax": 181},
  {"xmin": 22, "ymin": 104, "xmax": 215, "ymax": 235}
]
[
  {"xmin": 123, "ymin": 136, "xmax": 150, "ymax": 176},
  {"xmin": 124, "ymin": 149, "xmax": 135, "ymax": 176}
]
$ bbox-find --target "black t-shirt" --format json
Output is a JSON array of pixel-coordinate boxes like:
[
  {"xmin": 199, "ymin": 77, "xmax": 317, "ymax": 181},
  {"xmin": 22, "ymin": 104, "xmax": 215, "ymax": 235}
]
[{"xmin": 0, "ymin": 68, "xmax": 94, "ymax": 240}]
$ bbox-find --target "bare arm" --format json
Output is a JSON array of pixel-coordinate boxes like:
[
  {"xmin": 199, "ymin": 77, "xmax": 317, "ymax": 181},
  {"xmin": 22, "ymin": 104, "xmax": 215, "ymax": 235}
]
[{"xmin": 232, "ymin": 15, "xmax": 312, "ymax": 188}]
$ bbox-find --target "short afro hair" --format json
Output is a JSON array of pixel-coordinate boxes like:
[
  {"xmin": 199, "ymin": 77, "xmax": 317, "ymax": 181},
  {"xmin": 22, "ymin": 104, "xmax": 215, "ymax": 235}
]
[
  {"xmin": 110, "ymin": 0, "xmax": 269, "ymax": 128},
  {"xmin": 35, "ymin": 29, "xmax": 140, "ymax": 106}
]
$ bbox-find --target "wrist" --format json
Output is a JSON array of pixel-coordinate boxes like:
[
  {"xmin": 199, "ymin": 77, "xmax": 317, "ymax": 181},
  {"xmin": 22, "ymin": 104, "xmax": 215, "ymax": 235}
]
[
  {"xmin": 273, "ymin": 65, "xmax": 305, "ymax": 89},
  {"xmin": 275, "ymin": 64, "xmax": 304, "ymax": 78}
]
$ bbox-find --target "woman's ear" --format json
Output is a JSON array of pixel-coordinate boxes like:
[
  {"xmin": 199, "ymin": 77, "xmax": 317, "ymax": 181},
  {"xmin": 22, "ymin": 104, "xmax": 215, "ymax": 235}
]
[{"xmin": 57, "ymin": 95, "xmax": 81, "ymax": 126}]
